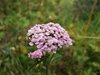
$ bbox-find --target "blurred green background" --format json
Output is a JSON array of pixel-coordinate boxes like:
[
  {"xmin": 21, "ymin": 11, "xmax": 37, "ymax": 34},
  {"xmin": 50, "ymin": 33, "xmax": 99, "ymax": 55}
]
[{"xmin": 0, "ymin": 0, "xmax": 100, "ymax": 75}]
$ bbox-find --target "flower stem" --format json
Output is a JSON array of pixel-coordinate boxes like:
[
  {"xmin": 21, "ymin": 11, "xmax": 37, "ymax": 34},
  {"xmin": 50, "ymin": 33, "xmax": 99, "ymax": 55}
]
[
  {"xmin": 46, "ymin": 63, "xmax": 49, "ymax": 75},
  {"xmin": 45, "ymin": 53, "xmax": 54, "ymax": 75}
]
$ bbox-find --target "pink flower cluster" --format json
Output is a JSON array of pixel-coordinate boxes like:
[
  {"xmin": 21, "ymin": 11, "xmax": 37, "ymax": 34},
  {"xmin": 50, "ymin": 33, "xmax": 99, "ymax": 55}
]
[{"xmin": 27, "ymin": 22, "xmax": 72, "ymax": 59}]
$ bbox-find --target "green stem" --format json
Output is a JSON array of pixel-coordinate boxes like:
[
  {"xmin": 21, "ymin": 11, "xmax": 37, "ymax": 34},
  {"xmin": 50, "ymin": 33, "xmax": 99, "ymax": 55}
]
[
  {"xmin": 85, "ymin": 0, "xmax": 98, "ymax": 32},
  {"xmin": 46, "ymin": 63, "xmax": 49, "ymax": 75},
  {"xmin": 45, "ymin": 53, "xmax": 54, "ymax": 75}
]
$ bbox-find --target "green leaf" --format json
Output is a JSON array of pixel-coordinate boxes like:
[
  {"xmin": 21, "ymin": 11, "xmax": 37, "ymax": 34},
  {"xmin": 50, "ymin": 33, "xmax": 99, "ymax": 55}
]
[{"xmin": 0, "ymin": 32, "xmax": 4, "ymax": 39}]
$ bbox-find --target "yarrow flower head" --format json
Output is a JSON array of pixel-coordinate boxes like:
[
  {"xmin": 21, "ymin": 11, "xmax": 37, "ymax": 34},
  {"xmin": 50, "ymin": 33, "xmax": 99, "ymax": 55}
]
[{"xmin": 27, "ymin": 22, "xmax": 72, "ymax": 59}]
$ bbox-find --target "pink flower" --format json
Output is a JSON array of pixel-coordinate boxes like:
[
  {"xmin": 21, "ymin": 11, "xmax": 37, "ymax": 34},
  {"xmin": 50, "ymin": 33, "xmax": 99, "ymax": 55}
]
[
  {"xmin": 27, "ymin": 22, "xmax": 72, "ymax": 59},
  {"xmin": 28, "ymin": 50, "xmax": 43, "ymax": 59}
]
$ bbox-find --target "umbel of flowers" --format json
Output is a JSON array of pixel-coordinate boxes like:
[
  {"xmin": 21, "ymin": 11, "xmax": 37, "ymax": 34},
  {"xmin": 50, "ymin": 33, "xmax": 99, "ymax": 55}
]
[{"xmin": 27, "ymin": 22, "xmax": 72, "ymax": 59}]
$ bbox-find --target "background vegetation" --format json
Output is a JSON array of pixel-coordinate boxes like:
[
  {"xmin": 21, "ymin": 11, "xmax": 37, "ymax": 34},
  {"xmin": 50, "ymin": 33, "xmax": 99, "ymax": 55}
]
[{"xmin": 0, "ymin": 0, "xmax": 100, "ymax": 75}]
